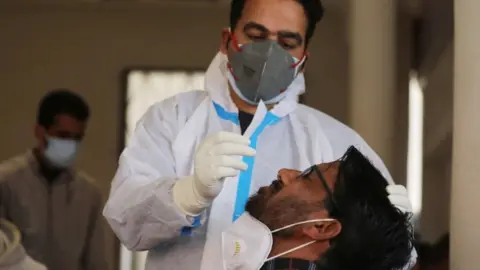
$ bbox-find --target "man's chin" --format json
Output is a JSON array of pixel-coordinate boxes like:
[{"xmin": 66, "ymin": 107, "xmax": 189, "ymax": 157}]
[{"xmin": 245, "ymin": 193, "xmax": 269, "ymax": 221}]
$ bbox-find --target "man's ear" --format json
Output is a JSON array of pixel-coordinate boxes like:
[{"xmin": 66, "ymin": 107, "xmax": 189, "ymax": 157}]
[
  {"xmin": 220, "ymin": 27, "xmax": 230, "ymax": 54},
  {"xmin": 303, "ymin": 220, "xmax": 341, "ymax": 241},
  {"xmin": 34, "ymin": 124, "xmax": 47, "ymax": 150}
]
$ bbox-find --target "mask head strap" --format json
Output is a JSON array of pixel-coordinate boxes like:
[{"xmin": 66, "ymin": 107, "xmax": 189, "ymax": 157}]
[
  {"xmin": 228, "ymin": 29, "xmax": 242, "ymax": 52},
  {"xmin": 266, "ymin": 218, "xmax": 336, "ymax": 262}
]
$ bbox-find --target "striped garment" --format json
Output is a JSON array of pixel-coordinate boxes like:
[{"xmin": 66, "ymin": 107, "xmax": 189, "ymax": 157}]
[{"xmin": 261, "ymin": 258, "xmax": 318, "ymax": 270}]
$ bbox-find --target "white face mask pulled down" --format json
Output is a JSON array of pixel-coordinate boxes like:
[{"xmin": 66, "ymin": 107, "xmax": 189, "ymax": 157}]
[{"xmin": 220, "ymin": 212, "xmax": 334, "ymax": 270}]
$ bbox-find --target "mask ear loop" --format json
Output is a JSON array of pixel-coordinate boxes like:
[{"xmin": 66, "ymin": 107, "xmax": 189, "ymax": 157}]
[
  {"xmin": 291, "ymin": 52, "xmax": 308, "ymax": 72},
  {"xmin": 265, "ymin": 218, "xmax": 336, "ymax": 262}
]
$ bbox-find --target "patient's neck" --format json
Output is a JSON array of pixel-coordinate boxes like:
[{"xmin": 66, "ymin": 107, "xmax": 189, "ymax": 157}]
[{"xmin": 269, "ymin": 236, "xmax": 329, "ymax": 262}]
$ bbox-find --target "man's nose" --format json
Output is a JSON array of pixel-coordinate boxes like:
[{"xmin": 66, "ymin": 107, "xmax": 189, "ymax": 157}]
[{"xmin": 277, "ymin": 169, "xmax": 300, "ymax": 185}]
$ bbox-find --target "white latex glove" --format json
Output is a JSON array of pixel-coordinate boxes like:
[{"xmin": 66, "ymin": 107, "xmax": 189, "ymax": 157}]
[
  {"xmin": 387, "ymin": 184, "xmax": 413, "ymax": 214},
  {"xmin": 173, "ymin": 131, "xmax": 256, "ymax": 216}
]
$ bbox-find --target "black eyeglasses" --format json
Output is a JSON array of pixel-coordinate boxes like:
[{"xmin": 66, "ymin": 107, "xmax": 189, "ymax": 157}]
[
  {"xmin": 297, "ymin": 164, "xmax": 339, "ymax": 212},
  {"xmin": 296, "ymin": 147, "xmax": 360, "ymax": 214}
]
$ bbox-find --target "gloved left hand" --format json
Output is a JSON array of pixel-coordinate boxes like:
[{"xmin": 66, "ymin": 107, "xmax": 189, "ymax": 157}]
[{"xmin": 386, "ymin": 184, "xmax": 413, "ymax": 214}]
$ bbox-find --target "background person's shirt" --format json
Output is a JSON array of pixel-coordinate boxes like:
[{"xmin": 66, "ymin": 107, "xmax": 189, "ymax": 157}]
[{"xmin": 0, "ymin": 151, "xmax": 108, "ymax": 270}]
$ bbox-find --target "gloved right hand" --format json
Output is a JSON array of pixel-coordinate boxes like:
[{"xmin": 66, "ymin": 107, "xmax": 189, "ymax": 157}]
[{"xmin": 173, "ymin": 131, "xmax": 256, "ymax": 216}]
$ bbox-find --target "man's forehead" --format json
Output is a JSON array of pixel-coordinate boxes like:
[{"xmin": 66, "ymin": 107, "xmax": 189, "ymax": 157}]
[
  {"xmin": 240, "ymin": 0, "xmax": 307, "ymax": 34},
  {"xmin": 50, "ymin": 114, "xmax": 86, "ymax": 134},
  {"xmin": 314, "ymin": 162, "xmax": 339, "ymax": 186},
  {"xmin": 54, "ymin": 114, "xmax": 83, "ymax": 126}
]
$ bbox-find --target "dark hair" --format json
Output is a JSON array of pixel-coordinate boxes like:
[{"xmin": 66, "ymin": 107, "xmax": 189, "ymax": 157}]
[
  {"xmin": 230, "ymin": 0, "xmax": 325, "ymax": 45},
  {"xmin": 37, "ymin": 89, "xmax": 90, "ymax": 128},
  {"xmin": 317, "ymin": 146, "xmax": 414, "ymax": 270}
]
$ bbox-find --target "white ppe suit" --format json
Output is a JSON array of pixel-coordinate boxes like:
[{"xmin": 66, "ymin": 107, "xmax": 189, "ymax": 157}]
[{"xmin": 103, "ymin": 52, "xmax": 416, "ymax": 269}]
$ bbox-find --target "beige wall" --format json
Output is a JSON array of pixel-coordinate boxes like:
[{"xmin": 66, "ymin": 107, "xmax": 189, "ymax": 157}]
[
  {"xmin": 420, "ymin": 43, "xmax": 453, "ymax": 243},
  {"xmin": 392, "ymin": 10, "xmax": 413, "ymax": 187},
  {"xmin": 421, "ymin": 155, "xmax": 452, "ymax": 243},
  {"xmin": 0, "ymin": 2, "xmax": 228, "ymax": 195},
  {"xmin": 417, "ymin": 0, "xmax": 454, "ymax": 243}
]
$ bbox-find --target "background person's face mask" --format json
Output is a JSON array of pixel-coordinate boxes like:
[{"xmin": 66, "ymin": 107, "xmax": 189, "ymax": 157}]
[
  {"xmin": 44, "ymin": 136, "xmax": 79, "ymax": 168},
  {"xmin": 220, "ymin": 212, "xmax": 335, "ymax": 270},
  {"xmin": 226, "ymin": 32, "xmax": 306, "ymax": 105}
]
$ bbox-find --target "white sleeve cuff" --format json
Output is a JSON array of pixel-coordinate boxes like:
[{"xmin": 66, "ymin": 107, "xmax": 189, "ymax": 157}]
[{"xmin": 172, "ymin": 176, "xmax": 211, "ymax": 216}]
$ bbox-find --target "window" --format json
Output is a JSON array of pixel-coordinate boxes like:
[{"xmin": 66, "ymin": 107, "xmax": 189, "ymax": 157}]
[
  {"xmin": 121, "ymin": 70, "xmax": 205, "ymax": 270},
  {"xmin": 125, "ymin": 70, "xmax": 205, "ymax": 142},
  {"xmin": 407, "ymin": 72, "xmax": 425, "ymax": 219}
]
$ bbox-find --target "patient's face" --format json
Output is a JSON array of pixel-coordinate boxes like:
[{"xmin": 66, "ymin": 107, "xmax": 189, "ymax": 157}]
[{"xmin": 246, "ymin": 161, "xmax": 340, "ymax": 230}]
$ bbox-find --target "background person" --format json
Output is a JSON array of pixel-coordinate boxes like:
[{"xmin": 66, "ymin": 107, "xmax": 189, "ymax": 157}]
[
  {"xmin": 0, "ymin": 219, "xmax": 47, "ymax": 270},
  {"xmin": 0, "ymin": 90, "xmax": 108, "ymax": 270}
]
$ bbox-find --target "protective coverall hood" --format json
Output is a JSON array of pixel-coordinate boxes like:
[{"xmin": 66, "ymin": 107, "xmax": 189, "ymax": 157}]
[{"xmin": 0, "ymin": 219, "xmax": 46, "ymax": 270}]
